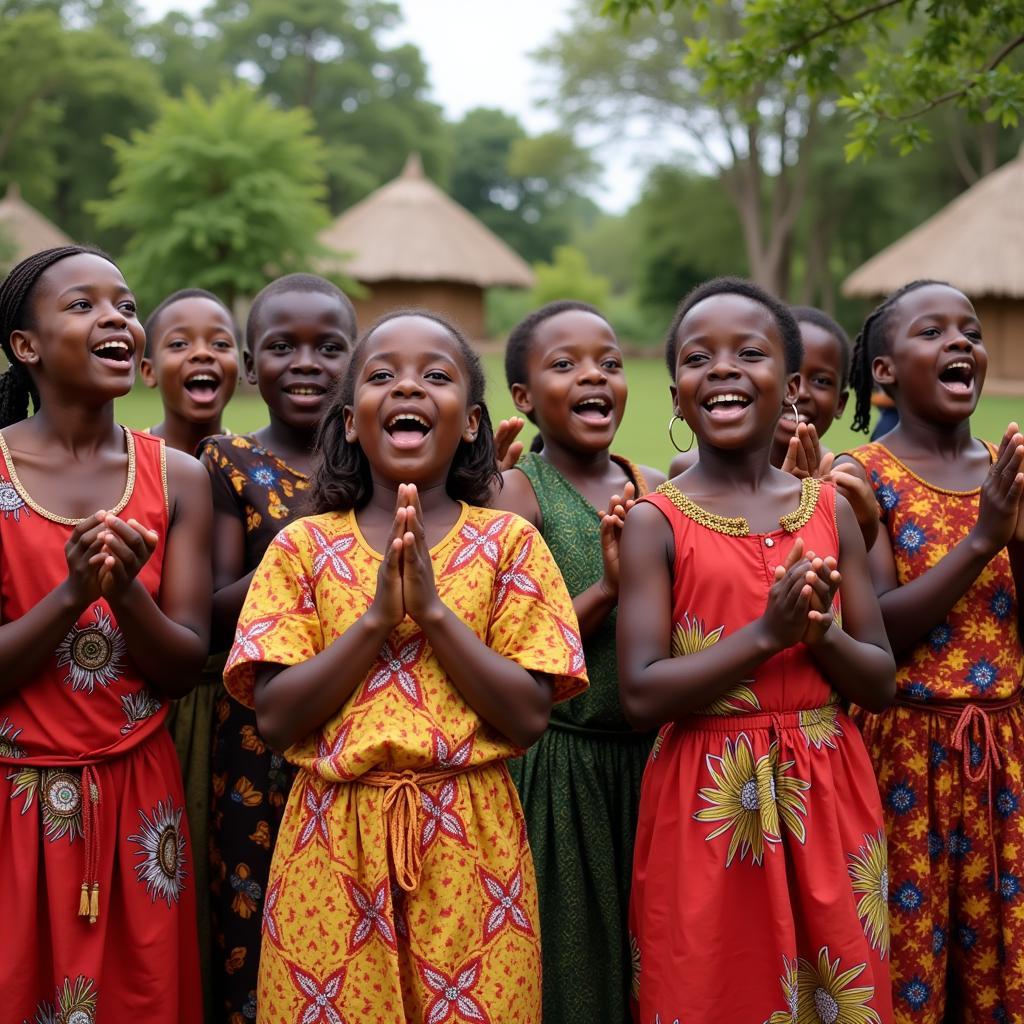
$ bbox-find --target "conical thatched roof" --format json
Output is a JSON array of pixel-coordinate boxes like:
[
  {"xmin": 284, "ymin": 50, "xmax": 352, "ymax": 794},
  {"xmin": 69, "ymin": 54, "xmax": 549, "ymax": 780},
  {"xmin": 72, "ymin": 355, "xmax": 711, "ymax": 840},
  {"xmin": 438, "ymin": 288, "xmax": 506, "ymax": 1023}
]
[
  {"xmin": 320, "ymin": 154, "xmax": 534, "ymax": 289},
  {"xmin": 0, "ymin": 183, "xmax": 73, "ymax": 265},
  {"xmin": 844, "ymin": 145, "xmax": 1024, "ymax": 299}
]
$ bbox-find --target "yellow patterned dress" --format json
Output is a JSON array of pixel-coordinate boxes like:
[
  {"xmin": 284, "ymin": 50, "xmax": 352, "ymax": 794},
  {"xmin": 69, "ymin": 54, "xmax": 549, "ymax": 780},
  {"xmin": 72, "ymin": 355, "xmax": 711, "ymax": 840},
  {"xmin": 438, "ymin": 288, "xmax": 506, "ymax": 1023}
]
[{"xmin": 225, "ymin": 504, "xmax": 587, "ymax": 1024}]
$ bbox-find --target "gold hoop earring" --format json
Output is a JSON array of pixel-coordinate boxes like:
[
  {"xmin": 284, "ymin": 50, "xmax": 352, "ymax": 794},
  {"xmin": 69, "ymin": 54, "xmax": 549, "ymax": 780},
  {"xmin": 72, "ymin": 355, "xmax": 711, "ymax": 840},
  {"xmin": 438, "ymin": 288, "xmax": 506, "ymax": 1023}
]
[{"xmin": 668, "ymin": 414, "xmax": 694, "ymax": 453}]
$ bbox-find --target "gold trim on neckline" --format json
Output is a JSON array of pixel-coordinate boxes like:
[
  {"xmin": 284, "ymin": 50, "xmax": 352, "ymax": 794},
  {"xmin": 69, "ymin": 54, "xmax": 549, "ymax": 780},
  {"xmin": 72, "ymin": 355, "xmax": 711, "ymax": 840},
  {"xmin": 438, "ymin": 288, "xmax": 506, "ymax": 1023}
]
[
  {"xmin": 0, "ymin": 427, "xmax": 137, "ymax": 526},
  {"xmin": 655, "ymin": 476, "xmax": 821, "ymax": 537}
]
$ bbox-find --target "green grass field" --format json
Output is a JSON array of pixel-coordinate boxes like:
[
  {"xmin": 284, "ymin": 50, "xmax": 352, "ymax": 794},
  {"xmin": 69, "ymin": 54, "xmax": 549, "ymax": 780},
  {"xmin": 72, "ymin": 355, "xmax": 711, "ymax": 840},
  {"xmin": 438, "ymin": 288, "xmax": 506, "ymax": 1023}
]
[{"xmin": 117, "ymin": 354, "xmax": 1024, "ymax": 472}]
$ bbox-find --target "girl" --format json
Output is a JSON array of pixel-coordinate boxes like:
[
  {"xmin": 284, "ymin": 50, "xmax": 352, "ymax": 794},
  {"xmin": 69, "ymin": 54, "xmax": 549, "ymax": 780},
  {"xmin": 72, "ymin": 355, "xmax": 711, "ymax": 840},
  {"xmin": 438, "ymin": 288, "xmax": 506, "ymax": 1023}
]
[
  {"xmin": 200, "ymin": 272, "xmax": 356, "ymax": 1021},
  {"xmin": 140, "ymin": 287, "xmax": 240, "ymax": 456},
  {"xmin": 496, "ymin": 299, "xmax": 663, "ymax": 1024},
  {"xmin": 0, "ymin": 246, "xmax": 211, "ymax": 1021},
  {"xmin": 619, "ymin": 278, "xmax": 896, "ymax": 1023},
  {"xmin": 224, "ymin": 310, "xmax": 587, "ymax": 1023},
  {"xmin": 839, "ymin": 280, "xmax": 1024, "ymax": 1023}
]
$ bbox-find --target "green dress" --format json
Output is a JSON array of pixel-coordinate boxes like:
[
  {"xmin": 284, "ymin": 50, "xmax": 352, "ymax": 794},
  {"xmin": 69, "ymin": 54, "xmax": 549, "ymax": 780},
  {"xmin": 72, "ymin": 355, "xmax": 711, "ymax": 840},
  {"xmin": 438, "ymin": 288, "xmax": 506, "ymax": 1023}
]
[{"xmin": 508, "ymin": 452, "xmax": 654, "ymax": 1024}]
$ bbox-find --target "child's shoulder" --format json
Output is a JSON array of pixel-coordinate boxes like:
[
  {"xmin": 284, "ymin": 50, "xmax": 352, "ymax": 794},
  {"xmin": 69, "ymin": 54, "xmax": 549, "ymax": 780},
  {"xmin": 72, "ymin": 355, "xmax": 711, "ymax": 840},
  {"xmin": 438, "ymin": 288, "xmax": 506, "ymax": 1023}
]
[
  {"xmin": 271, "ymin": 509, "xmax": 350, "ymax": 551},
  {"xmin": 466, "ymin": 502, "xmax": 536, "ymax": 540},
  {"xmin": 199, "ymin": 431, "xmax": 259, "ymax": 461}
]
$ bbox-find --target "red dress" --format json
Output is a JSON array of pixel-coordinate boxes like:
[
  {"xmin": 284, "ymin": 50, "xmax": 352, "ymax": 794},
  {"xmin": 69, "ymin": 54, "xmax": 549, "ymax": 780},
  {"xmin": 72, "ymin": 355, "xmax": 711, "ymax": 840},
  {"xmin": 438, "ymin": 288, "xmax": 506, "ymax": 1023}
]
[
  {"xmin": 630, "ymin": 478, "xmax": 892, "ymax": 1023},
  {"xmin": 0, "ymin": 429, "xmax": 201, "ymax": 1024}
]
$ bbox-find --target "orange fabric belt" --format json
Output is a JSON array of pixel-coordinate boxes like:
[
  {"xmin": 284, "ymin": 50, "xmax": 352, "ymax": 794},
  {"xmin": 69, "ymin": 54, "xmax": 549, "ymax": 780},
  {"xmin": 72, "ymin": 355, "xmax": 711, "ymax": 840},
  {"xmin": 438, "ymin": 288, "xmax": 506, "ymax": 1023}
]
[
  {"xmin": 894, "ymin": 692, "xmax": 1022, "ymax": 877},
  {"xmin": 359, "ymin": 765, "xmax": 476, "ymax": 893}
]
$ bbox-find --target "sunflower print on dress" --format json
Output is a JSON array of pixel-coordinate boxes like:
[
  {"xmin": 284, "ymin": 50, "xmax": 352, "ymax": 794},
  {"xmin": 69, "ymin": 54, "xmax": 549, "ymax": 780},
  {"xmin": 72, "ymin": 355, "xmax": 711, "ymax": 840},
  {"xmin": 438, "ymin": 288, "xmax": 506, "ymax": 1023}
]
[
  {"xmin": 799, "ymin": 700, "xmax": 844, "ymax": 751},
  {"xmin": 796, "ymin": 946, "xmax": 881, "ymax": 1024},
  {"xmin": 7, "ymin": 767, "xmax": 84, "ymax": 842},
  {"xmin": 119, "ymin": 690, "xmax": 162, "ymax": 735},
  {"xmin": 0, "ymin": 715, "xmax": 26, "ymax": 758},
  {"xmin": 672, "ymin": 612, "xmax": 760, "ymax": 716},
  {"xmin": 22, "ymin": 974, "xmax": 98, "ymax": 1024},
  {"xmin": 127, "ymin": 797, "xmax": 188, "ymax": 906},
  {"xmin": 763, "ymin": 954, "xmax": 799, "ymax": 1024},
  {"xmin": 0, "ymin": 478, "xmax": 28, "ymax": 521},
  {"xmin": 694, "ymin": 733, "xmax": 810, "ymax": 866},
  {"xmin": 54, "ymin": 606, "xmax": 126, "ymax": 693},
  {"xmin": 847, "ymin": 830, "xmax": 890, "ymax": 959}
]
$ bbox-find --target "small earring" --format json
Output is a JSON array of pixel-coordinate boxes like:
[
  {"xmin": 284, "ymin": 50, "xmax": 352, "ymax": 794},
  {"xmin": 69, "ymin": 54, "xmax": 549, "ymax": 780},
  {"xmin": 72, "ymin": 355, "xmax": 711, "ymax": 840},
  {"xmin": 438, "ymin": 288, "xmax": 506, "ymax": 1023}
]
[
  {"xmin": 787, "ymin": 400, "xmax": 800, "ymax": 426},
  {"xmin": 668, "ymin": 414, "xmax": 694, "ymax": 453}
]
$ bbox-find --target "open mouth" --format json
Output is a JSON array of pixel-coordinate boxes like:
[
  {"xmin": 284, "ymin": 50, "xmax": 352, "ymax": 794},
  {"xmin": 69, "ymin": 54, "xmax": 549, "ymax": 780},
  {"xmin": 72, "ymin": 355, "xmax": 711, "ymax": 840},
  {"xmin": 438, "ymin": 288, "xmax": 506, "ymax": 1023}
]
[
  {"xmin": 385, "ymin": 412, "xmax": 432, "ymax": 450},
  {"xmin": 91, "ymin": 338, "xmax": 133, "ymax": 365},
  {"xmin": 702, "ymin": 392, "xmax": 751, "ymax": 419},
  {"xmin": 283, "ymin": 383, "xmax": 327, "ymax": 398},
  {"xmin": 572, "ymin": 396, "xmax": 613, "ymax": 423},
  {"xmin": 183, "ymin": 372, "xmax": 221, "ymax": 399},
  {"xmin": 939, "ymin": 360, "xmax": 974, "ymax": 394}
]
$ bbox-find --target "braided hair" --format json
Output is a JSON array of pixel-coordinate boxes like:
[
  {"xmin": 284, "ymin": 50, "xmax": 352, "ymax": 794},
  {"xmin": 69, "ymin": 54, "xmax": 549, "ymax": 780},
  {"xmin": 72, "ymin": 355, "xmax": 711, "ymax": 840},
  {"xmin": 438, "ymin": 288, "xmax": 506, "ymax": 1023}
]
[
  {"xmin": 0, "ymin": 245, "xmax": 116, "ymax": 428},
  {"xmin": 848, "ymin": 280, "xmax": 947, "ymax": 433}
]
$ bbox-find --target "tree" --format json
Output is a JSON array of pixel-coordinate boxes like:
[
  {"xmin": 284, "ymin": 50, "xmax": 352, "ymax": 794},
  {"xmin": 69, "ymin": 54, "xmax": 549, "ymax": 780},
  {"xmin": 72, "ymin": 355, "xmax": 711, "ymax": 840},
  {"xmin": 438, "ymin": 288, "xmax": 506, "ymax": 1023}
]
[
  {"xmin": 531, "ymin": 245, "xmax": 611, "ymax": 307},
  {"xmin": 92, "ymin": 83, "xmax": 330, "ymax": 310},
  {"xmin": 604, "ymin": 0, "xmax": 1024, "ymax": 165}
]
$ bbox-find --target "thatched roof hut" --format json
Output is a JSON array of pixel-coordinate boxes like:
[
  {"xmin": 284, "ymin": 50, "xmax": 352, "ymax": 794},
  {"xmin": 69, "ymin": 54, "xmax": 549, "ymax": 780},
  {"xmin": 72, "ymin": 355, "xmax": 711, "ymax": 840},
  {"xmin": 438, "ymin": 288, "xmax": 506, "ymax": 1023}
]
[
  {"xmin": 0, "ymin": 183, "xmax": 73, "ymax": 268},
  {"xmin": 320, "ymin": 154, "xmax": 534, "ymax": 339},
  {"xmin": 843, "ymin": 144, "xmax": 1024, "ymax": 392}
]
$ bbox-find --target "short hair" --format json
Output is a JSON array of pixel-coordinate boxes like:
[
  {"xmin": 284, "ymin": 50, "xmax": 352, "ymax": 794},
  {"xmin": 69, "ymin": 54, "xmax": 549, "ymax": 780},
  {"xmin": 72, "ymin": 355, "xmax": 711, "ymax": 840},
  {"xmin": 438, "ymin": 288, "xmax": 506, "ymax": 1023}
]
[
  {"xmin": 245, "ymin": 273, "xmax": 357, "ymax": 351},
  {"xmin": 143, "ymin": 288, "xmax": 238, "ymax": 357},
  {"xmin": 848, "ymin": 280, "xmax": 948, "ymax": 433},
  {"xmin": 790, "ymin": 305, "xmax": 852, "ymax": 388},
  {"xmin": 664, "ymin": 277, "xmax": 802, "ymax": 378},
  {"xmin": 308, "ymin": 309, "xmax": 498, "ymax": 513},
  {"xmin": 0, "ymin": 245, "xmax": 117, "ymax": 428}
]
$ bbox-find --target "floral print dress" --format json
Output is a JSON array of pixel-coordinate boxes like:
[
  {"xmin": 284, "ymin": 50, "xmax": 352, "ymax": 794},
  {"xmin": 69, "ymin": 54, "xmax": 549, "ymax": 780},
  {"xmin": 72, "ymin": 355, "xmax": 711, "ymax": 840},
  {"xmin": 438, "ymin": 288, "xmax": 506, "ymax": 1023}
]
[
  {"xmin": 848, "ymin": 442, "xmax": 1024, "ymax": 1023},
  {"xmin": 630, "ymin": 478, "xmax": 892, "ymax": 1024},
  {"xmin": 224, "ymin": 505, "xmax": 587, "ymax": 1024},
  {"xmin": 200, "ymin": 433, "xmax": 310, "ymax": 1023},
  {"xmin": 0, "ymin": 429, "xmax": 201, "ymax": 1024}
]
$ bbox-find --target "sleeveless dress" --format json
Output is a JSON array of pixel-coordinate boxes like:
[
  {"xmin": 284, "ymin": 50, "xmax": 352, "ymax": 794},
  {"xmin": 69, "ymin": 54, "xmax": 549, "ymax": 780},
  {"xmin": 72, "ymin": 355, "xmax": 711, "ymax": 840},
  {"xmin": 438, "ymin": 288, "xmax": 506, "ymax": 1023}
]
[
  {"xmin": 0, "ymin": 428, "xmax": 201, "ymax": 1024},
  {"xmin": 224, "ymin": 505, "xmax": 588, "ymax": 1023},
  {"xmin": 506, "ymin": 452, "xmax": 653, "ymax": 1024},
  {"xmin": 847, "ymin": 442, "xmax": 1024, "ymax": 1024},
  {"xmin": 631, "ymin": 478, "xmax": 893, "ymax": 1024},
  {"xmin": 200, "ymin": 433, "xmax": 308, "ymax": 1022}
]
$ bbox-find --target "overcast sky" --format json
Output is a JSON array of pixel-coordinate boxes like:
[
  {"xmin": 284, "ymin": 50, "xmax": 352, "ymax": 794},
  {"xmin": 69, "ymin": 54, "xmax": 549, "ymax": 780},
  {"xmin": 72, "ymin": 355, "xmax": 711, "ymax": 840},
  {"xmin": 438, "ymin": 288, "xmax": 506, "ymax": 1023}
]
[{"xmin": 140, "ymin": 0, "xmax": 643, "ymax": 211}]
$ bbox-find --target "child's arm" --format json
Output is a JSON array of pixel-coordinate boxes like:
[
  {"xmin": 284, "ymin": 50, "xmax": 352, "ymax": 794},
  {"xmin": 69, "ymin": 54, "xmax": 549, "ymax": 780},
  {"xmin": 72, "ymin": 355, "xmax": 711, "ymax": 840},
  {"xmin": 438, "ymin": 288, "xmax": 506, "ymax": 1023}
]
[
  {"xmin": 801, "ymin": 496, "xmax": 895, "ymax": 710},
  {"xmin": 617, "ymin": 504, "xmax": 816, "ymax": 732},
  {"xmin": 401, "ymin": 487, "xmax": 555, "ymax": 749},
  {"xmin": 853, "ymin": 426, "xmax": 1024, "ymax": 658},
  {"xmin": 97, "ymin": 450, "xmax": 212, "ymax": 697}
]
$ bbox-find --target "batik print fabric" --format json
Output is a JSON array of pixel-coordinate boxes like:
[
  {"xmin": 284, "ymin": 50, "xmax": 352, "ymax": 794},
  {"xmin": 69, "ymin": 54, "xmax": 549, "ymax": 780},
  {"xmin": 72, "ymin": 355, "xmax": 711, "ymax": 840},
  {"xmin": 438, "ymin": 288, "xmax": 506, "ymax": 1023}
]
[
  {"xmin": 848, "ymin": 442, "xmax": 1024, "ymax": 1023},
  {"xmin": 507, "ymin": 452, "xmax": 653, "ymax": 1024},
  {"xmin": 630, "ymin": 479, "xmax": 893, "ymax": 1024},
  {"xmin": 224, "ymin": 504, "xmax": 587, "ymax": 1024},
  {"xmin": 0, "ymin": 429, "xmax": 201, "ymax": 1024},
  {"xmin": 200, "ymin": 433, "xmax": 308, "ymax": 1023}
]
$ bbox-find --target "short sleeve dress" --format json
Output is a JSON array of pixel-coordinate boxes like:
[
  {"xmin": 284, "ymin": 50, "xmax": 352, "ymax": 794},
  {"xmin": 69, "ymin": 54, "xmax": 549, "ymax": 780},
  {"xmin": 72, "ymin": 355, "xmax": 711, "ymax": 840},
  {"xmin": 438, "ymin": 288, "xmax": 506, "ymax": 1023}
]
[
  {"xmin": 629, "ymin": 478, "xmax": 892, "ymax": 1024},
  {"xmin": 224, "ymin": 504, "xmax": 588, "ymax": 1024}
]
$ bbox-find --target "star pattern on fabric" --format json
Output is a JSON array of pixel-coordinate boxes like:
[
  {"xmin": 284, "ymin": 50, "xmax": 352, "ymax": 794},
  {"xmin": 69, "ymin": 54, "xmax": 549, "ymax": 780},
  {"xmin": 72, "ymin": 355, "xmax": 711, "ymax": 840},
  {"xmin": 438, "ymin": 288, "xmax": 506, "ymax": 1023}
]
[
  {"xmin": 287, "ymin": 961, "xmax": 347, "ymax": 1024},
  {"xmin": 294, "ymin": 572, "xmax": 316, "ymax": 613},
  {"xmin": 294, "ymin": 780, "xmax": 336, "ymax": 853},
  {"xmin": 358, "ymin": 635, "xmax": 426, "ymax": 708},
  {"xmin": 308, "ymin": 525, "xmax": 356, "ymax": 585},
  {"xmin": 272, "ymin": 530, "xmax": 299, "ymax": 554},
  {"xmin": 432, "ymin": 729, "xmax": 474, "ymax": 770},
  {"xmin": 556, "ymin": 617, "xmax": 585, "ymax": 675},
  {"xmin": 226, "ymin": 616, "xmax": 279, "ymax": 671},
  {"xmin": 443, "ymin": 516, "xmax": 509, "ymax": 575},
  {"xmin": 315, "ymin": 720, "xmax": 354, "ymax": 780},
  {"xmin": 341, "ymin": 875, "xmax": 397, "ymax": 953},
  {"xmin": 420, "ymin": 779, "xmax": 469, "ymax": 853},
  {"xmin": 493, "ymin": 538, "xmax": 541, "ymax": 613},
  {"xmin": 418, "ymin": 956, "xmax": 491, "ymax": 1024},
  {"xmin": 478, "ymin": 865, "xmax": 533, "ymax": 943},
  {"xmin": 262, "ymin": 876, "xmax": 284, "ymax": 950}
]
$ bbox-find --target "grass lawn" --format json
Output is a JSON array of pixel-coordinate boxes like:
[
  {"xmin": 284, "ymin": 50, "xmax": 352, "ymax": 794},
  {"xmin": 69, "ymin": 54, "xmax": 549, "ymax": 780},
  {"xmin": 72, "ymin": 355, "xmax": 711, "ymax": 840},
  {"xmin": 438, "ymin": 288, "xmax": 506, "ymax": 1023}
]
[{"xmin": 115, "ymin": 354, "xmax": 1024, "ymax": 472}]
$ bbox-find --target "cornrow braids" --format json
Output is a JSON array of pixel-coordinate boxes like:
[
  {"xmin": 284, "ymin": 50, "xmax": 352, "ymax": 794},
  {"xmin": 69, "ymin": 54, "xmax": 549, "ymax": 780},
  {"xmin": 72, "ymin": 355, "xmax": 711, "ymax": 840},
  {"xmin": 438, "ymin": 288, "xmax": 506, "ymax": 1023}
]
[
  {"xmin": 0, "ymin": 245, "xmax": 114, "ymax": 428},
  {"xmin": 143, "ymin": 288, "xmax": 238, "ymax": 357},
  {"xmin": 848, "ymin": 280, "xmax": 947, "ymax": 433}
]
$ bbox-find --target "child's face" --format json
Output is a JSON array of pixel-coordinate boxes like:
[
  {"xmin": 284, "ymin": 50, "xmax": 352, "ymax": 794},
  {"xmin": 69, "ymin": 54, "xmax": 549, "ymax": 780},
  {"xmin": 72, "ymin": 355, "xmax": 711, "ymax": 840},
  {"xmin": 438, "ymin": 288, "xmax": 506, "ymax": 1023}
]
[
  {"xmin": 344, "ymin": 316, "xmax": 480, "ymax": 491},
  {"xmin": 774, "ymin": 321, "xmax": 848, "ymax": 448},
  {"xmin": 876, "ymin": 284, "xmax": 986, "ymax": 424},
  {"xmin": 11, "ymin": 253, "xmax": 143, "ymax": 401},
  {"xmin": 511, "ymin": 310, "xmax": 627, "ymax": 455},
  {"xmin": 672, "ymin": 293, "xmax": 798, "ymax": 451},
  {"xmin": 140, "ymin": 297, "xmax": 239, "ymax": 423},
  {"xmin": 246, "ymin": 291, "xmax": 355, "ymax": 432}
]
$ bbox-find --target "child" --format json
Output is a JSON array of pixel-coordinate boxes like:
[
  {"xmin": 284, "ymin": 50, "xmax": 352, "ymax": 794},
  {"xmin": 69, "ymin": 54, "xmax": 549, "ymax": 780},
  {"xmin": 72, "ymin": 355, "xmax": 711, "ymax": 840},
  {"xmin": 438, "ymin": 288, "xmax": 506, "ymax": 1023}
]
[
  {"xmin": 838, "ymin": 280, "xmax": 1024, "ymax": 1022},
  {"xmin": 200, "ymin": 272, "xmax": 356, "ymax": 1020},
  {"xmin": 495, "ymin": 300, "xmax": 663, "ymax": 1023},
  {"xmin": 618, "ymin": 278, "xmax": 895, "ymax": 1023},
  {"xmin": 224, "ymin": 310, "xmax": 587, "ymax": 1023},
  {"xmin": 0, "ymin": 246, "xmax": 212, "ymax": 1022},
  {"xmin": 140, "ymin": 287, "xmax": 240, "ymax": 456}
]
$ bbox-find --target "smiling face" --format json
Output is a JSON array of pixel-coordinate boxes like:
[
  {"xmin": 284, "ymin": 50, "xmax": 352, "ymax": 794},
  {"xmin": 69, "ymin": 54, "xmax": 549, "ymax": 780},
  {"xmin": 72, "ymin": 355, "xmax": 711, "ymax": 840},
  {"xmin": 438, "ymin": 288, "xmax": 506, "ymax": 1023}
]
[
  {"xmin": 343, "ymin": 315, "xmax": 480, "ymax": 491},
  {"xmin": 9, "ymin": 252, "xmax": 144, "ymax": 402},
  {"xmin": 875, "ymin": 284, "xmax": 986, "ymax": 425},
  {"xmin": 141, "ymin": 296, "xmax": 239, "ymax": 424},
  {"xmin": 246, "ymin": 290, "xmax": 355, "ymax": 431},
  {"xmin": 774, "ymin": 320, "xmax": 848, "ymax": 447},
  {"xmin": 511, "ymin": 309, "xmax": 626, "ymax": 454},
  {"xmin": 672, "ymin": 293, "xmax": 798, "ymax": 451}
]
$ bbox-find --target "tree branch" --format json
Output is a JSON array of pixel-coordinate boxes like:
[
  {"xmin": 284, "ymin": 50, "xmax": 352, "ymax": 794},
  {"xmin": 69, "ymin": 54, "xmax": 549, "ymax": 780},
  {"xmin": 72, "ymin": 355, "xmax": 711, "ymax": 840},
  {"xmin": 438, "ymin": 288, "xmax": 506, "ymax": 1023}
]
[{"xmin": 779, "ymin": 0, "xmax": 904, "ymax": 56}]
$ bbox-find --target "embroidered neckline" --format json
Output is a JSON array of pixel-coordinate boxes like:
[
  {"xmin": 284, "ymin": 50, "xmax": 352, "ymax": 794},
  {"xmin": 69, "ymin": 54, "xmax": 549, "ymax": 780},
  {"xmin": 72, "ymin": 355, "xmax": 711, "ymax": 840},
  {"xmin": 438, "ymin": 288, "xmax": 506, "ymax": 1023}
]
[
  {"xmin": 859, "ymin": 441, "xmax": 991, "ymax": 497},
  {"xmin": 0, "ymin": 427, "xmax": 136, "ymax": 526},
  {"xmin": 655, "ymin": 476, "xmax": 821, "ymax": 537}
]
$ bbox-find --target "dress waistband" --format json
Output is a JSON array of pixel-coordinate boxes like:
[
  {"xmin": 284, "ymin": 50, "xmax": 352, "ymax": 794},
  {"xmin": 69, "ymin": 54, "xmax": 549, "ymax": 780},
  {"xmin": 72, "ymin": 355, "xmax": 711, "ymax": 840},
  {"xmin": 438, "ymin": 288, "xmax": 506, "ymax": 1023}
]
[{"xmin": 676, "ymin": 703, "xmax": 838, "ymax": 734}]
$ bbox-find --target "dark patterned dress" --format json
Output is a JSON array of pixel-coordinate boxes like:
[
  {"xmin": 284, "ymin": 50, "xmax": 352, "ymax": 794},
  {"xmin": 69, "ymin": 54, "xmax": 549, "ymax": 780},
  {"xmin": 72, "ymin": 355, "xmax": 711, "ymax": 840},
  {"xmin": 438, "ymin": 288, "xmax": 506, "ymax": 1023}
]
[
  {"xmin": 0, "ymin": 429, "xmax": 201, "ymax": 1023},
  {"xmin": 200, "ymin": 433, "xmax": 309, "ymax": 1023},
  {"xmin": 848, "ymin": 442, "xmax": 1024, "ymax": 1023},
  {"xmin": 506, "ymin": 452, "xmax": 654, "ymax": 1024}
]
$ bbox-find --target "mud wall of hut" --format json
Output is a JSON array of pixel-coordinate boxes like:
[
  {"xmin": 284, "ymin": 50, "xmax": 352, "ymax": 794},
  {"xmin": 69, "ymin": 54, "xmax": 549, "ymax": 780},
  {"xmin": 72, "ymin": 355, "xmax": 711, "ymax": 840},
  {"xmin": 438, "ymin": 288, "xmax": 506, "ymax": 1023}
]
[{"xmin": 352, "ymin": 281, "xmax": 487, "ymax": 340}]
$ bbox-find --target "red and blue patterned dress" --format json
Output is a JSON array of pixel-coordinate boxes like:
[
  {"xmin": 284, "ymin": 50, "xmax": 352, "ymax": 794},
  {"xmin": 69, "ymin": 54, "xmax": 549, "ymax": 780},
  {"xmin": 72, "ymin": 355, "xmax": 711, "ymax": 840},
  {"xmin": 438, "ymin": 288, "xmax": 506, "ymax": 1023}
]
[
  {"xmin": 848, "ymin": 442, "xmax": 1024, "ymax": 1023},
  {"xmin": 630, "ymin": 478, "xmax": 892, "ymax": 1024},
  {"xmin": 0, "ymin": 428, "xmax": 201, "ymax": 1023}
]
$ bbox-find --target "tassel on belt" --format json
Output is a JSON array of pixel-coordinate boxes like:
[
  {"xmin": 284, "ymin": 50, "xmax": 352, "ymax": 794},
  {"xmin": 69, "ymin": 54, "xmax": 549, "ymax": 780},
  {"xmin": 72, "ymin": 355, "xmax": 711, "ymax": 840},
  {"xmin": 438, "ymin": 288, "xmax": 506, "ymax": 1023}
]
[{"xmin": 78, "ymin": 764, "xmax": 103, "ymax": 923}]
